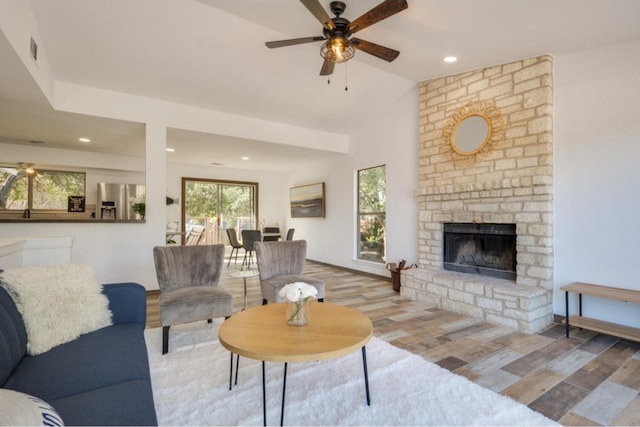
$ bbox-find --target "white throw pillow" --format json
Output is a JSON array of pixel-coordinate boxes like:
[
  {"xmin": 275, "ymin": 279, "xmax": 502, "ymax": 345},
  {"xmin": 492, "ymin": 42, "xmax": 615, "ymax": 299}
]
[
  {"xmin": 0, "ymin": 389, "xmax": 64, "ymax": 426},
  {"xmin": 0, "ymin": 263, "xmax": 112, "ymax": 355}
]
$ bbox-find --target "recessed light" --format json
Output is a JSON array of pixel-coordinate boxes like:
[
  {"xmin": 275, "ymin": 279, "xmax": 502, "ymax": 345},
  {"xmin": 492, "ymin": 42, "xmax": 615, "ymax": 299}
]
[
  {"xmin": 444, "ymin": 56, "xmax": 458, "ymax": 63},
  {"xmin": 241, "ymin": 156, "xmax": 249, "ymax": 160},
  {"xmin": 78, "ymin": 137, "xmax": 91, "ymax": 143},
  {"xmin": 166, "ymin": 147, "xmax": 175, "ymax": 152}
]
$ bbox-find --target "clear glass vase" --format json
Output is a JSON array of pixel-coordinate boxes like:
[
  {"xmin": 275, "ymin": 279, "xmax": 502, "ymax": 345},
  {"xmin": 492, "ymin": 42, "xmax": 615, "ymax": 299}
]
[{"xmin": 286, "ymin": 300, "xmax": 310, "ymax": 326}]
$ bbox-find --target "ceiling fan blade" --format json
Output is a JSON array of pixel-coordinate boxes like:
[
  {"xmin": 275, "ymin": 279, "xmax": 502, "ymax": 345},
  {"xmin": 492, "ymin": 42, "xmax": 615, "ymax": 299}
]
[
  {"xmin": 350, "ymin": 38, "xmax": 400, "ymax": 62},
  {"xmin": 348, "ymin": 0, "xmax": 408, "ymax": 33},
  {"xmin": 265, "ymin": 36, "xmax": 325, "ymax": 49},
  {"xmin": 299, "ymin": 0, "xmax": 336, "ymax": 30},
  {"xmin": 319, "ymin": 59, "xmax": 335, "ymax": 76}
]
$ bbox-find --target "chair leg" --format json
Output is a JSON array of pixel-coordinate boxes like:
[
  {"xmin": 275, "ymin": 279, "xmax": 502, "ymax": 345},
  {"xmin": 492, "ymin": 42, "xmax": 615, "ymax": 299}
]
[
  {"xmin": 162, "ymin": 325, "xmax": 170, "ymax": 355},
  {"xmin": 318, "ymin": 298, "xmax": 324, "ymax": 303},
  {"xmin": 227, "ymin": 248, "xmax": 236, "ymax": 268},
  {"xmin": 207, "ymin": 319, "xmax": 212, "ymax": 324},
  {"xmin": 262, "ymin": 298, "xmax": 268, "ymax": 305}
]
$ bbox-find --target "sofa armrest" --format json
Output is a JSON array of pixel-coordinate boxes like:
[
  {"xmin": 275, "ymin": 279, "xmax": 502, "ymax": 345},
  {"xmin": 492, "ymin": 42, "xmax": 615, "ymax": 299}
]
[{"xmin": 102, "ymin": 282, "xmax": 147, "ymax": 326}]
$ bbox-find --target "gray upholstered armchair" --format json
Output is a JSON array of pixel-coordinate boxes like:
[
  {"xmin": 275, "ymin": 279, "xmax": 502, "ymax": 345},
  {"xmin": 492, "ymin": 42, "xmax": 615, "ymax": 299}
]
[
  {"xmin": 254, "ymin": 240, "xmax": 325, "ymax": 304},
  {"xmin": 153, "ymin": 244, "xmax": 233, "ymax": 354}
]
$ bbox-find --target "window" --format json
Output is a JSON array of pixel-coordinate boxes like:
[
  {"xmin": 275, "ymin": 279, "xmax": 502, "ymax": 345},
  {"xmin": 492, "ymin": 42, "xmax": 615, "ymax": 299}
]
[
  {"xmin": 0, "ymin": 167, "xmax": 85, "ymax": 210},
  {"xmin": 357, "ymin": 165, "xmax": 386, "ymax": 262},
  {"xmin": 182, "ymin": 178, "xmax": 258, "ymax": 245}
]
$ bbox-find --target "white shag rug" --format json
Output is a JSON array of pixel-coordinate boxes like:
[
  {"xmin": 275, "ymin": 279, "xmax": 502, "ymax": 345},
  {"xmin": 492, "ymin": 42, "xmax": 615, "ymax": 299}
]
[{"xmin": 145, "ymin": 322, "xmax": 557, "ymax": 426}]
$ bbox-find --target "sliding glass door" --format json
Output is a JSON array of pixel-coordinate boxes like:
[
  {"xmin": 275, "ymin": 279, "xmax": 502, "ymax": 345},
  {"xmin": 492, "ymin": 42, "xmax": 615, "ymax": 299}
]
[{"xmin": 181, "ymin": 178, "xmax": 258, "ymax": 245}]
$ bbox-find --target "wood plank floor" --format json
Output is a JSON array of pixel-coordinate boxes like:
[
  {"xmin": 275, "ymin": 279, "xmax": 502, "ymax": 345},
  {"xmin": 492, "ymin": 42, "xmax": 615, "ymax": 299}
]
[{"xmin": 146, "ymin": 260, "xmax": 640, "ymax": 426}]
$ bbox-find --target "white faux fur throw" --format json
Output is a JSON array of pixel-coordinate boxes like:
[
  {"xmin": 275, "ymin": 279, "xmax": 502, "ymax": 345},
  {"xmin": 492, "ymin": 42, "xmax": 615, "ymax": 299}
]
[{"xmin": 0, "ymin": 263, "xmax": 112, "ymax": 355}]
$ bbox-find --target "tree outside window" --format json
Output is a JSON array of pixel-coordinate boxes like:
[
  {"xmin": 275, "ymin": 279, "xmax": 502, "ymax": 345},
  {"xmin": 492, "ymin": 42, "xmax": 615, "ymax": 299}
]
[
  {"xmin": 0, "ymin": 167, "xmax": 85, "ymax": 210},
  {"xmin": 357, "ymin": 165, "xmax": 386, "ymax": 262}
]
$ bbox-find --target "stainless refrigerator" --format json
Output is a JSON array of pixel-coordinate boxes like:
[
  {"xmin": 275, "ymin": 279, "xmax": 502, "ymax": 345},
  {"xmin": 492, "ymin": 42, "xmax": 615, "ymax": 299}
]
[{"xmin": 96, "ymin": 183, "xmax": 145, "ymax": 221}]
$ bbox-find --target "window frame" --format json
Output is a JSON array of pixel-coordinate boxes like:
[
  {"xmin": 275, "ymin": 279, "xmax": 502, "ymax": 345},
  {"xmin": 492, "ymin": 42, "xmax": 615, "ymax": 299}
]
[{"xmin": 356, "ymin": 164, "xmax": 387, "ymax": 263}]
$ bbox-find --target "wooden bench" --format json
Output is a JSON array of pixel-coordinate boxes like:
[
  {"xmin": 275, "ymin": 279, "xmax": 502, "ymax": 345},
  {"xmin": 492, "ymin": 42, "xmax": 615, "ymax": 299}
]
[{"xmin": 561, "ymin": 282, "xmax": 640, "ymax": 341}]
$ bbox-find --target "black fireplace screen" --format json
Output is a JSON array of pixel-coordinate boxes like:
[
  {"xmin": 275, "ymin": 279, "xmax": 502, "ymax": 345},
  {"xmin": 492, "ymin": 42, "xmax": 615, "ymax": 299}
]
[{"xmin": 443, "ymin": 223, "xmax": 516, "ymax": 280}]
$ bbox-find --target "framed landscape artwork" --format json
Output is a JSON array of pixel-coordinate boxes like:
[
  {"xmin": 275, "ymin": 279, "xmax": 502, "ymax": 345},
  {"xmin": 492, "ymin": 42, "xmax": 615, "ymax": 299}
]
[{"xmin": 290, "ymin": 182, "xmax": 325, "ymax": 218}]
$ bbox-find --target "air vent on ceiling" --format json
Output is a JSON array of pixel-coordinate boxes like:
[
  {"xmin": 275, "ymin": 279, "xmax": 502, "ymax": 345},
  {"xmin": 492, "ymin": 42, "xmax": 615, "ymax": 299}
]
[
  {"xmin": 29, "ymin": 36, "xmax": 38, "ymax": 62},
  {"xmin": 210, "ymin": 162, "xmax": 224, "ymax": 166},
  {"xmin": 28, "ymin": 139, "xmax": 46, "ymax": 144}
]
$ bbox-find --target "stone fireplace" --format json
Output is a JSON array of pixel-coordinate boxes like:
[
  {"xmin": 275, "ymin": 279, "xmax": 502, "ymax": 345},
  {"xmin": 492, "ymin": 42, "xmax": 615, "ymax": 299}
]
[{"xmin": 403, "ymin": 56, "xmax": 554, "ymax": 333}]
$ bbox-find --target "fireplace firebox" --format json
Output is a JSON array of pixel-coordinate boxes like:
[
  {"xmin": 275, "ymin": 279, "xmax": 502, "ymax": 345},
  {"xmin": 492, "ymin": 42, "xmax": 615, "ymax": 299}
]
[{"xmin": 443, "ymin": 223, "xmax": 516, "ymax": 280}]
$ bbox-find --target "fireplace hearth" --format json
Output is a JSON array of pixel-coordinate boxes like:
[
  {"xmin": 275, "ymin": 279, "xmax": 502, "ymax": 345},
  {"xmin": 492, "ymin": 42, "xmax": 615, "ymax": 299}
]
[{"xmin": 443, "ymin": 223, "xmax": 516, "ymax": 280}]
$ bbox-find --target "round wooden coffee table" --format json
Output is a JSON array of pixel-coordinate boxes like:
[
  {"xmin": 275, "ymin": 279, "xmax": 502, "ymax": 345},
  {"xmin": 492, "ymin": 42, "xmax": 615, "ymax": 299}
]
[{"xmin": 218, "ymin": 302, "xmax": 373, "ymax": 426}]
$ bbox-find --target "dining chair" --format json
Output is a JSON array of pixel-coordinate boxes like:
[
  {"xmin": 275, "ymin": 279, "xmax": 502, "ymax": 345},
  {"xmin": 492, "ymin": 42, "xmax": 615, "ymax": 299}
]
[
  {"xmin": 285, "ymin": 228, "xmax": 295, "ymax": 241},
  {"xmin": 225, "ymin": 228, "xmax": 244, "ymax": 267},
  {"xmin": 241, "ymin": 229, "xmax": 262, "ymax": 268}
]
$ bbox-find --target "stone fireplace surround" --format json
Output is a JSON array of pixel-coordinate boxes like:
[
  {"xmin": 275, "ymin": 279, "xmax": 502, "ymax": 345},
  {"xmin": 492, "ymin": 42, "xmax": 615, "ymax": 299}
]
[{"xmin": 403, "ymin": 56, "xmax": 554, "ymax": 333}]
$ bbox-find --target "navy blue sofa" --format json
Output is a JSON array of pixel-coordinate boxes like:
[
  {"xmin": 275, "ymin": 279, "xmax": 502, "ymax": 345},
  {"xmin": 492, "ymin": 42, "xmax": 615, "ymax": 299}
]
[{"xmin": 0, "ymin": 282, "xmax": 158, "ymax": 426}]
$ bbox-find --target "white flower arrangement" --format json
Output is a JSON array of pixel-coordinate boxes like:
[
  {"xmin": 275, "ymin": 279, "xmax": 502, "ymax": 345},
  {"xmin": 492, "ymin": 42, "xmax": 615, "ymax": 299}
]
[
  {"xmin": 279, "ymin": 282, "xmax": 318, "ymax": 303},
  {"xmin": 279, "ymin": 282, "xmax": 318, "ymax": 325}
]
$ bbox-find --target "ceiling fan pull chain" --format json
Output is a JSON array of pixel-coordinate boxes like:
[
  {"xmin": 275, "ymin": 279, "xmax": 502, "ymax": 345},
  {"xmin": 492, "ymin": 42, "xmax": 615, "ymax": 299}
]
[{"xmin": 345, "ymin": 63, "xmax": 348, "ymax": 91}]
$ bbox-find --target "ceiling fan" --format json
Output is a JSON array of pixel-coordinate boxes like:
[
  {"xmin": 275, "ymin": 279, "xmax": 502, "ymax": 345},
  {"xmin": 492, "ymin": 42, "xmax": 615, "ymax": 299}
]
[{"xmin": 265, "ymin": 0, "xmax": 408, "ymax": 76}]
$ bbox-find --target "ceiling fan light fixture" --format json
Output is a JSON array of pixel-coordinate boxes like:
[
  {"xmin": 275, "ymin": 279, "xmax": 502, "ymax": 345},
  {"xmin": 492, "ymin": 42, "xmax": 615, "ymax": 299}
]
[
  {"xmin": 18, "ymin": 162, "xmax": 36, "ymax": 174},
  {"xmin": 320, "ymin": 37, "xmax": 355, "ymax": 63}
]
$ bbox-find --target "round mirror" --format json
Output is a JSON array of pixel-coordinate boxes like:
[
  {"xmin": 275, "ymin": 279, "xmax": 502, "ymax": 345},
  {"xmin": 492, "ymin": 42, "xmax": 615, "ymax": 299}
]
[{"xmin": 451, "ymin": 113, "xmax": 492, "ymax": 155}]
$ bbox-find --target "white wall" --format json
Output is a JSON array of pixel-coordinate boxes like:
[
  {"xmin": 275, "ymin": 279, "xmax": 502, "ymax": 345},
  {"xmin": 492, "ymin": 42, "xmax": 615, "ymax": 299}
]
[
  {"xmin": 554, "ymin": 39, "xmax": 640, "ymax": 327},
  {"xmin": 286, "ymin": 83, "xmax": 419, "ymax": 277}
]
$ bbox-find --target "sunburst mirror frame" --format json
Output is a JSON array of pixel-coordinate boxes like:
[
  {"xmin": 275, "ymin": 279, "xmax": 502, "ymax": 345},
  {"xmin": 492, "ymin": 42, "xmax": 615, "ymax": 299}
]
[{"xmin": 442, "ymin": 101, "xmax": 505, "ymax": 161}]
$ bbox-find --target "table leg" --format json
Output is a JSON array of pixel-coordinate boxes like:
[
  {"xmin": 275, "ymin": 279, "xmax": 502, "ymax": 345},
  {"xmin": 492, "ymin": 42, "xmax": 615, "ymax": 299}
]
[
  {"xmin": 234, "ymin": 354, "xmax": 240, "ymax": 386},
  {"xmin": 578, "ymin": 293, "xmax": 584, "ymax": 331},
  {"xmin": 362, "ymin": 346, "xmax": 371, "ymax": 406},
  {"xmin": 280, "ymin": 363, "xmax": 288, "ymax": 426},
  {"xmin": 229, "ymin": 352, "xmax": 234, "ymax": 390},
  {"xmin": 228, "ymin": 353, "xmax": 241, "ymax": 390},
  {"xmin": 565, "ymin": 291, "xmax": 570, "ymax": 338},
  {"xmin": 579, "ymin": 293, "xmax": 583, "ymax": 316},
  {"xmin": 243, "ymin": 278, "xmax": 248, "ymax": 310},
  {"xmin": 262, "ymin": 361, "xmax": 267, "ymax": 426}
]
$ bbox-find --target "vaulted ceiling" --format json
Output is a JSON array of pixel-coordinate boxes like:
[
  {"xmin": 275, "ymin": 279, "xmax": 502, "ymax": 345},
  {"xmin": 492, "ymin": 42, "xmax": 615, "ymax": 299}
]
[{"xmin": 2, "ymin": 0, "xmax": 640, "ymax": 171}]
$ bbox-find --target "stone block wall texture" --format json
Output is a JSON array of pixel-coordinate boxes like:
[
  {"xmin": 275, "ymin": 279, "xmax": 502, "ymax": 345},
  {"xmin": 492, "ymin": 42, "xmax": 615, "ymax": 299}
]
[{"xmin": 403, "ymin": 55, "xmax": 554, "ymax": 333}]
